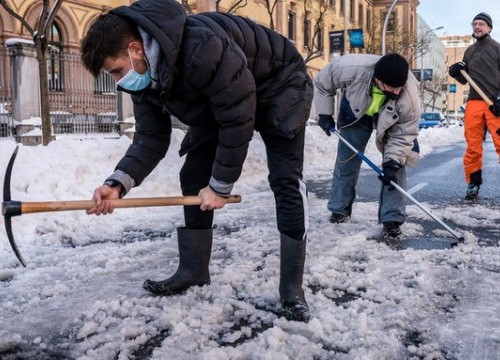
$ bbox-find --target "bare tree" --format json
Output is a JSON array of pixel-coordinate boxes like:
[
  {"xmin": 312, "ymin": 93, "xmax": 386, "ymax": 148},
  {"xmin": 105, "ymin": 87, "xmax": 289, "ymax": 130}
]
[
  {"xmin": 423, "ymin": 73, "xmax": 446, "ymax": 110},
  {"xmin": 216, "ymin": 0, "xmax": 248, "ymax": 13},
  {"xmin": 263, "ymin": 0, "xmax": 280, "ymax": 30},
  {"xmin": 301, "ymin": 0, "xmax": 328, "ymax": 63},
  {"xmin": 405, "ymin": 35, "xmax": 435, "ymax": 65},
  {"xmin": 181, "ymin": 0, "xmax": 194, "ymax": 15},
  {"xmin": 363, "ymin": 14, "xmax": 381, "ymax": 54},
  {"xmin": 0, "ymin": 0, "xmax": 64, "ymax": 146},
  {"xmin": 181, "ymin": 0, "xmax": 247, "ymax": 15},
  {"xmin": 364, "ymin": 13, "xmax": 417, "ymax": 58}
]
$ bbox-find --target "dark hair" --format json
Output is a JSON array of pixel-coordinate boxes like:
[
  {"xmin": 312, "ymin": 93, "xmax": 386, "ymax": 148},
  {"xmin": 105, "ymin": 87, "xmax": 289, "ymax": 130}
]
[{"xmin": 81, "ymin": 12, "xmax": 141, "ymax": 77}]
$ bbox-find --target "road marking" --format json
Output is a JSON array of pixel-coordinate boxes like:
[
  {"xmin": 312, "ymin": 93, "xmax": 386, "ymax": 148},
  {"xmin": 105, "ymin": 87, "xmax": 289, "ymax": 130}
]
[{"xmin": 408, "ymin": 183, "xmax": 428, "ymax": 195}]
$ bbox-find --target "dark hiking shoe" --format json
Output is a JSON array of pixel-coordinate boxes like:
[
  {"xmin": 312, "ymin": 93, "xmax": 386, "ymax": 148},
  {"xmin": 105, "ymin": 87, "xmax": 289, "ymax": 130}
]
[
  {"xmin": 464, "ymin": 183, "xmax": 480, "ymax": 200},
  {"xmin": 281, "ymin": 298, "xmax": 310, "ymax": 323},
  {"xmin": 329, "ymin": 213, "xmax": 349, "ymax": 223},
  {"xmin": 383, "ymin": 222, "xmax": 402, "ymax": 238}
]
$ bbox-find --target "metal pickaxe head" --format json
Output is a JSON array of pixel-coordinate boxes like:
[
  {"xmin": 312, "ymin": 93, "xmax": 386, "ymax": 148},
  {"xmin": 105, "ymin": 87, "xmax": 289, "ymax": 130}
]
[{"xmin": 2, "ymin": 146, "xmax": 26, "ymax": 267}]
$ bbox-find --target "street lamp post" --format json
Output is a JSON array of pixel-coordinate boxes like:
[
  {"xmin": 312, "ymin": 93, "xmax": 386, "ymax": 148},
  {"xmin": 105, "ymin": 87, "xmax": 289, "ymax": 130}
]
[
  {"xmin": 382, "ymin": 0, "xmax": 399, "ymax": 55},
  {"xmin": 343, "ymin": 0, "xmax": 347, "ymax": 55},
  {"xmin": 419, "ymin": 26, "xmax": 444, "ymax": 111}
]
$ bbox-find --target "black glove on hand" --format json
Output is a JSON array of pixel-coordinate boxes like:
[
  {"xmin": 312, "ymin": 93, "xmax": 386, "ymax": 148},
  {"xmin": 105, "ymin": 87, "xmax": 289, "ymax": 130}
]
[
  {"xmin": 318, "ymin": 114, "xmax": 336, "ymax": 136},
  {"xmin": 448, "ymin": 62, "xmax": 468, "ymax": 85},
  {"xmin": 378, "ymin": 160, "xmax": 402, "ymax": 191},
  {"xmin": 489, "ymin": 96, "xmax": 500, "ymax": 117}
]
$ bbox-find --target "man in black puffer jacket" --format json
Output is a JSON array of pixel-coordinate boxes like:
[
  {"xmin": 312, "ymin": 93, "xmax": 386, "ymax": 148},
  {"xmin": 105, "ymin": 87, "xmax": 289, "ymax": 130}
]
[{"xmin": 81, "ymin": 0, "xmax": 312, "ymax": 322}]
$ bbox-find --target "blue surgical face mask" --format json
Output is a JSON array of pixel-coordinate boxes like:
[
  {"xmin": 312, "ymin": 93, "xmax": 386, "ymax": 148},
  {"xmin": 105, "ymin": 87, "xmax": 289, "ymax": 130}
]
[{"xmin": 116, "ymin": 50, "xmax": 151, "ymax": 91}]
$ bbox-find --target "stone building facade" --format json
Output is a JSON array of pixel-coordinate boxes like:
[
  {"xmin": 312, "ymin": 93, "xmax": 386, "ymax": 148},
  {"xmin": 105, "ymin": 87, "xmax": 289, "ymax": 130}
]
[
  {"xmin": 0, "ymin": 0, "xmax": 420, "ymax": 140},
  {"xmin": 440, "ymin": 35, "xmax": 474, "ymax": 124}
]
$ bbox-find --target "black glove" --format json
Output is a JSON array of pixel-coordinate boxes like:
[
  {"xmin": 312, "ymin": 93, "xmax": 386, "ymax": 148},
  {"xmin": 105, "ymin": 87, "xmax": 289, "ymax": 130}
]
[
  {"xmin": 489, "ymin": 96, "xmax": 500, "ymax": 117},
  {"xmin": 448, "ymin": 62, "xmax": 468, "ymax": 85},
  {"xmin": 378, "ymin": 160, "xmax": 402, "ymax": 191},
  {"xmin": 318, "ymin": 114, "xmax": 336, "ymax": 136}
]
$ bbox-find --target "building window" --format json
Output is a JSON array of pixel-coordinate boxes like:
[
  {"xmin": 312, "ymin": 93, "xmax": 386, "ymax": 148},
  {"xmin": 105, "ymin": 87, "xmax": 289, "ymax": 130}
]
[
  {"xmin": 303, "ymin": 17, "xmax": 311, "ymax": 48},
  {"xmin": 94, "ymin": 71, "xmax": 116, "ymax": 95},
  {"xmin": 329, "ymin": 0, "xmax": 335, "ymax": 9},
  {"xmin": 410, "ymin": 14, "xmax": 414, "ymax": 36},
  {"xmin": 288, "ymin": 11, "xmax": 296, "ymax": 41},
  {"xmin": 48, "ymin": 23, "xmax": 63, "ymax": 92},
  {"xmin": 367, "ymin": 9, "xmax": 372, "ymax": 31},
  {"xmin": 384, "ymin": 11, "xmax": 396, "ymax": 32},
  {"xmin": 340, "ymin": 0, "xmax": 344, "ymax": 15},
  {"xmin": 358, "ymin": 4, "xmax": 363, "ymax": 27},
  {"xmin": 317, "ymin": 26, "xmax": 324, "ymax": 53},
  {"xmin": 350, "ymin": 0, "xmax": 355, "ymax": 22}
]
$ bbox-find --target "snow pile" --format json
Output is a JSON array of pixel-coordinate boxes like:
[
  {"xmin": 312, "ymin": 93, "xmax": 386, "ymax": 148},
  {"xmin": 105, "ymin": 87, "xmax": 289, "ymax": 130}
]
[{"xmin": 1, "ymin": 125, "xmax": 498, "ymax": 359}]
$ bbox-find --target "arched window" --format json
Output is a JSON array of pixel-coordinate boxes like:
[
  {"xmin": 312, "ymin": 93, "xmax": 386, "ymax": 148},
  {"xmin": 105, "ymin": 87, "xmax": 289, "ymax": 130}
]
[{"xmin": 48, "ymin": 23, "xmax": 64, "ymax": 92}]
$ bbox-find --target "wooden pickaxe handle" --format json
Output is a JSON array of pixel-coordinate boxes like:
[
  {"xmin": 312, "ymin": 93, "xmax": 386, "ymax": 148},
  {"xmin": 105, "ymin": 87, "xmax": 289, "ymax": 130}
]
[
  {"xmin": 460, "ymin": 69, "xmax": 493, "ymax": 106},
  {"xmin": 459, "ymin": 69, "xmax": 500, "ymax": 135},
  {"xmin": 3, "ymin": 195, "xmax": 242, "ymax": 216}
]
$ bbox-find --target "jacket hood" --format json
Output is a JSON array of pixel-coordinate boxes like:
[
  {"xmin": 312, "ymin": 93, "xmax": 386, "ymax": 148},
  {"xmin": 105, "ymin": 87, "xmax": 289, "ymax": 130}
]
[{"xmin": 112, "ymin": 0, "xmax": 186, "ymax": 94}]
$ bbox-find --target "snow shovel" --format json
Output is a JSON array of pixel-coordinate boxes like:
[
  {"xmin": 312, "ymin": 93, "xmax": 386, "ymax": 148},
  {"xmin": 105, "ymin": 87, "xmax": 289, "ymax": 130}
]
[
  {"xmin": 331, "ymin": 128, "xmax": 464, "ymax": 243},
  {"xmin": 460, "ymin": 69, "xmax": 500, "ymax": 135},
  {"xmin": 2, "ymin": 146, "xmax": 242, "ymax": 267}
]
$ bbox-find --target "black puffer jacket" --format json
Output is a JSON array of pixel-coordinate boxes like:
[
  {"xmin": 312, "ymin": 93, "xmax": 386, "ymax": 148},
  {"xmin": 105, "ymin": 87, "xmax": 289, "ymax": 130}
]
[{"xmin": 112, "ymin": 0, "xmax": 312, "ymax": 187}]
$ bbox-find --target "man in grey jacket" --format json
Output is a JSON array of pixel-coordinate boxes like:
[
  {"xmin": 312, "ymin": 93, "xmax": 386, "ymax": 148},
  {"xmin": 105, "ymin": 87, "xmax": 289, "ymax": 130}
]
[{"xmin": 314, "ymin": 53, "xmax": 420, "ymax": 237}]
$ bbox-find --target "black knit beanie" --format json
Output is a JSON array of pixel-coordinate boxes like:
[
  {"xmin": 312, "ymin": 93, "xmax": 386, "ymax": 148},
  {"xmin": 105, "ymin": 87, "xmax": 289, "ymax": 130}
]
[
  {"xmin": 473, "ymin": 12, "xmax": 493, "ymax": 29},
  {"xmin": 374, "ymin": 53, "xmax": 409, "ymax": 87}
]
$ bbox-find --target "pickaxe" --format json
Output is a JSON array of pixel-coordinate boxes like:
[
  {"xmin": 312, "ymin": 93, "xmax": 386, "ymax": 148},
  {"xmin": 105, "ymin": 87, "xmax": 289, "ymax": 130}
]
[
  {"xmin": 2, "ymin": 146, "xmax": 242, "ymax": 267},
  {"xmin": 460, "ymin": 69, "xmax": 500, "ymax": 136}
]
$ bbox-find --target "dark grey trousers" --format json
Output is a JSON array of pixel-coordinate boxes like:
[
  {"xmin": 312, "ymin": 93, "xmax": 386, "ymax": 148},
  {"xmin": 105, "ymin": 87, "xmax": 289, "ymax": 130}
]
[{"xmin": 180, "ymin": 128, "xmax": 308, "ymax": 240}]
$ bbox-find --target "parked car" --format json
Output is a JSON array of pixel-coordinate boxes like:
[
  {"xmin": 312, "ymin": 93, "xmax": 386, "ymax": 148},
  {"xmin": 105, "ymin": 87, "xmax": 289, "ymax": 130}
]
[{"xmin": 419, "ymin": 112, "xmax": 447, "ymax": 129}]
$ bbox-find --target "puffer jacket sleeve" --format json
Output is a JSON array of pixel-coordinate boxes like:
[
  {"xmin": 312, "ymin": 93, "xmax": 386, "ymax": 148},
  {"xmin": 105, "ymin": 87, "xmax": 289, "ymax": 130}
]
[
  {"xmin": 314, "ymin": 54, "xmax": 380, "ymax": 119},
  {"xmin": 115, "ymin": 99, "xmax": 172, "ymax": 186},
  {"xmin": 380, "ymin": 74, "xmax": 421, "ymax": 167},
  {"xmin": 185, "ymin": 33, "xmax": 256, "ymax": 186},
  {"xmin": 314, "ymin": 62, "xmax": 341, "ymax": 116}
]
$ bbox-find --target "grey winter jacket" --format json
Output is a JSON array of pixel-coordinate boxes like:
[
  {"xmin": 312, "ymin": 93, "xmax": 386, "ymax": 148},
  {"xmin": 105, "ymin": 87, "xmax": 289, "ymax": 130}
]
[
  {"xmin": 110, "ymin": 0, "xmax": 312, "ymax": 193},
  {"xmin": 314, "ymin": 54, "xmax": 420, "ymax": 167}
]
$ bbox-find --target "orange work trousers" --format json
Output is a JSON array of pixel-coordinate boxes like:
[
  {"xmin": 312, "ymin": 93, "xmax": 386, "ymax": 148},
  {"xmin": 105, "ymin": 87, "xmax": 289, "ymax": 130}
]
[{"xmin": 463, "ymin": 99, "xmax": 500, "ymax": 183}]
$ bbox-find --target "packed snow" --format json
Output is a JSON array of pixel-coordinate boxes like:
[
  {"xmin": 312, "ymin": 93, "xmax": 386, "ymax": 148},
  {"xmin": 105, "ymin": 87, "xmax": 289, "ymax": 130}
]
[{"xmin": 1, "ymin": 124, "xmax": 499, "ymax": 359}]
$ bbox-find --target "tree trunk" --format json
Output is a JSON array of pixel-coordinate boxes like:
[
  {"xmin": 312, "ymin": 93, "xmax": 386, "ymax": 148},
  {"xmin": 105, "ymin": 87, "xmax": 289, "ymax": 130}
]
[{"xmin": 34, "ymin": 38, "xmax": 52, "ymax": 146}]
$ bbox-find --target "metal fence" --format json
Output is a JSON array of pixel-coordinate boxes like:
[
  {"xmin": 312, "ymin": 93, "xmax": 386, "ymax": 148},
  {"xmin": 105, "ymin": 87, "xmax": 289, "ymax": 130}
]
[
  {"xmin": 0, "ymin": 49, "xmax": 189, "ymax": 138},
  {"xmin": 51, "ymin": 112, "xmax": 119, "ymax": 134},
  {"xmin": 0, "ymin": 47, "xmax": 13, "ymax": 137},
  {"xmin": 49, "ymin": 51, "xmax": 118, "ymax": 134}
]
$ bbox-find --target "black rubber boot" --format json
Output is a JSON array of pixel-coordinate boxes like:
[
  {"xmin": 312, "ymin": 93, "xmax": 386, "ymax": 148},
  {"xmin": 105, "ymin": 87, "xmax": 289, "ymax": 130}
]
[
  {"xmin": 465, "ymin": 170, "xmax": 482, "ymax": 200},
  {"xmin": 279, "ymin": 234, "xmax": 310, "ymax": 322},
  {"xmin": 143, "ymin": 227, "xmax": 212, "ymax": 295},
  {"xmin": 470, "ymin": 169, "xmax": 482, "ymax": 186}
]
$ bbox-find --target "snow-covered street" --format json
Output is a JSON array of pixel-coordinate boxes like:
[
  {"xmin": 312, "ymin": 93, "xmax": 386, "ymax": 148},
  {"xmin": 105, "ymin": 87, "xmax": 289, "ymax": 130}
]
[{"xmin": 1, "ymin": 126, "xmax": 499, "ymax": 359}]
